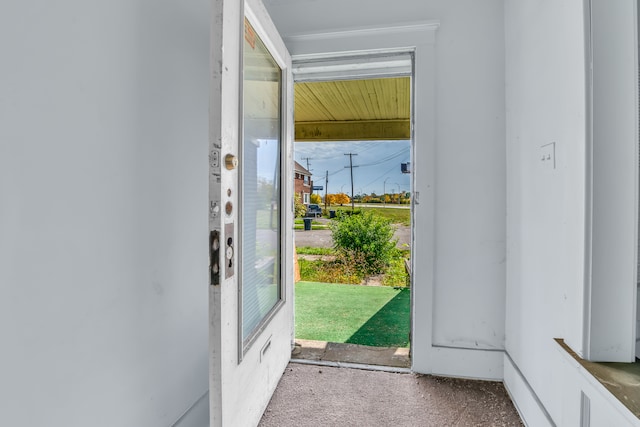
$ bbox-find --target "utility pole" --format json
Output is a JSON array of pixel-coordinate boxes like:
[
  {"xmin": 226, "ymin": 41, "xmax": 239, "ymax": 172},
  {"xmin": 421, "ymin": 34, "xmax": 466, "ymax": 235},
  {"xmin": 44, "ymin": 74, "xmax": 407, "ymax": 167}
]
[
  {"xmin": 383, "ymin": 177, "xmax": 390, "ymax": 207},
  {"xmin": 344, "ymin": 153, "xmax": 358, "ymax": 211},
  {"xmin": 302, "ymin": 157, "xmax": 312, "ymax": 172},
  {"xmin": 324, "ymin": 170, "xmax": 329, "ymax": 210}
]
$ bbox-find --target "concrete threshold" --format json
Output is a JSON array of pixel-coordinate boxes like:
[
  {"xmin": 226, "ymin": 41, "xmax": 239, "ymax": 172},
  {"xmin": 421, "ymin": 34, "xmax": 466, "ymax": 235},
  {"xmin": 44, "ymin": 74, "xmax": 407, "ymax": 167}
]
[
  {"xmin": 292, "ymin": 339, "xmax": 411, "ymax": 369},
  {"xmin": 260, "ymin": 363, "xmax": 524, "ymax": 426}
]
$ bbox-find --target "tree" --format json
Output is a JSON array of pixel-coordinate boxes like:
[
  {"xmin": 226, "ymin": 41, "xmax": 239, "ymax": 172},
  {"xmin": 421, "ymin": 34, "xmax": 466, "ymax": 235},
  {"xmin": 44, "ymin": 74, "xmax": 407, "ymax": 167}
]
[
  {"xmin": 324, "ymin": 193, "xmax": 349, "ymax": 206},
  {"xmin": 333, "ymin": 193, "xmax": 350, "ymax": 205},
  {"xmin": 310, "ymin": 193, "xmax": 322, "ymax": 204}
]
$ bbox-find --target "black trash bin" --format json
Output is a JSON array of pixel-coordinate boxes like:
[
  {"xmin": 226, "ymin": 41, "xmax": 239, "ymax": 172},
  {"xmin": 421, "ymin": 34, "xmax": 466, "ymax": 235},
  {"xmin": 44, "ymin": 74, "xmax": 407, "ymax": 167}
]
[
  {"xmin": 329, "ymin": 210, "xmax": 336, "ymax": 218},
  {"xmin": 303, "ymin": 218, "xmax": 312, "ymax": 231}
]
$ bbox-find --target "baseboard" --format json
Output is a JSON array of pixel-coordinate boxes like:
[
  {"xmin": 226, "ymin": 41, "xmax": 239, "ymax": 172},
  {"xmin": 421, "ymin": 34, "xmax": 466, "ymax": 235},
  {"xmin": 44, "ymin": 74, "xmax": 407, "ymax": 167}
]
[
  {"xmin": 430, "ymin": 345, "xmax": 504, "ymax": 381},
  {"xmin": 172, "ymin": 391, "xmax": 209, "ymax": 427},
  {"xmin": 503, "ymin": 354, "xmax": 555, "ymax": 427}
]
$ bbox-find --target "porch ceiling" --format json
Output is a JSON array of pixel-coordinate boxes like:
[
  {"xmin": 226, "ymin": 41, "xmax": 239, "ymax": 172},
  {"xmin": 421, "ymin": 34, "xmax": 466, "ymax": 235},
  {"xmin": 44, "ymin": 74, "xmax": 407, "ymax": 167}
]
[{"xmin": 294, "ymin": 77, "xmax": 411, "ymax": 141}]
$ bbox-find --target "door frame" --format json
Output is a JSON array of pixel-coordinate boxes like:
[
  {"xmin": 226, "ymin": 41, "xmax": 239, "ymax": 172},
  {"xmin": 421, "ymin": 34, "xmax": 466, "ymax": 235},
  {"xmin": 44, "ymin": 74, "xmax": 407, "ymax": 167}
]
[
  {"xmin": 292, "ymin": 49, "xmax": 416, "ymax": 357},
  {"xmin": 583, "ymin": 0, "xmax": 638, "ymax": 362},
  {"xmin": 286, "ymin": 21, "xmax": 439, "ymax": 374}
]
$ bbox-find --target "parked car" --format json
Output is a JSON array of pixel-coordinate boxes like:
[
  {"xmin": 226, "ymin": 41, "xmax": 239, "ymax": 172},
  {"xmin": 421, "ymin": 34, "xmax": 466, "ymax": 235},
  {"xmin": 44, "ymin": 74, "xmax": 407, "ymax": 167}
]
[{"xmin": 306, "ymin": 204, "xmax": 322, "ymax": 217}]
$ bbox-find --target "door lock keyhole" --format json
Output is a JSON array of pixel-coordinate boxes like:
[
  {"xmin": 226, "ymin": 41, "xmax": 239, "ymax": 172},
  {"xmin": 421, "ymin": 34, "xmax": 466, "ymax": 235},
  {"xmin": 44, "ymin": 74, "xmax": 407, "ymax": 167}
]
[{"xmin": 226, "ymin": 240, "xmax": 234, "ymax": 270}]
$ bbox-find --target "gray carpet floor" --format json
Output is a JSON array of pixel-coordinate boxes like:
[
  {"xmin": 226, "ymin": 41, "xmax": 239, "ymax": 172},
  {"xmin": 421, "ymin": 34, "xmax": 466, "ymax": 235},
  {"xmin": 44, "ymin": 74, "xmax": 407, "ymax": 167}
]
[{"xmin": 259, "ymin": 363, "xmax": 523, "ymax": 427}]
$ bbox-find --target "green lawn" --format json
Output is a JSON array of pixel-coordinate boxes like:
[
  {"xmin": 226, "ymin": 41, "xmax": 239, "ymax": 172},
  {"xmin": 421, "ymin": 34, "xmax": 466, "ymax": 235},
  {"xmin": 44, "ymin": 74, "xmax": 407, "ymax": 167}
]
[
  {"xmin": 296, "ymin": 246, "xmax": 335, "ymax": 255},
  {"xmin": 295, "ymin": 281, "xmax": 410, "ymax": 347},
  {"xmin": 293, "ymin": 219, "xmax": 328, "ymax": 230},
  {"xmin": 327, "ymin": 206, "xmax": 410, "ymax": 226}
]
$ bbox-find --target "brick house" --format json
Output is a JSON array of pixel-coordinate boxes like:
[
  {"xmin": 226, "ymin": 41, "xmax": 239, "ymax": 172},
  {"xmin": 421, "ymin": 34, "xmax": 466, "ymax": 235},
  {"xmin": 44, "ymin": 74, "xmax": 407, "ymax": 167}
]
[{"xmin": 294, "ymin": 161, "xmax": 313, "ymax": 205}]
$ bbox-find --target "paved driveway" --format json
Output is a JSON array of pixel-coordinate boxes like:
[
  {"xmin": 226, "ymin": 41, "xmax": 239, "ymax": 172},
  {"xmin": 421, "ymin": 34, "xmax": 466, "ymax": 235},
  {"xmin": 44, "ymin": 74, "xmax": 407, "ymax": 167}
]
[{"xmin": 294, "ymin": 225, "xmax": 410, "ymax": 249}]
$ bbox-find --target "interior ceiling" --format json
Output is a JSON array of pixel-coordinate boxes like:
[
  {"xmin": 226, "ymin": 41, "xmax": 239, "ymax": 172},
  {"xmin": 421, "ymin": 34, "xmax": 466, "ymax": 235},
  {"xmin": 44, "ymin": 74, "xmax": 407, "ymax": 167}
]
[{"xmin": 294, "ymin": 77, "xmax": 411, "ymax": 141}]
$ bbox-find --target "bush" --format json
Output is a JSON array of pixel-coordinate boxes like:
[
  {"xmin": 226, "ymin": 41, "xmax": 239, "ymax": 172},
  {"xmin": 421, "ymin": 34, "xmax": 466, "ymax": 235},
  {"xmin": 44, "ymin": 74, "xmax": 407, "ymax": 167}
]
[
  {"xmin": 298, "ymin": 258, "xmax": 363, "ymax": 284},
  {"xmin": 330, "ymin": 211, "xmax": 398, "ymax": 274},
  {"xmin": 294, "ymin": 193, "xmax": 306, "ymax": 218},
  {"xmin": 339, "ymin": 209, "xmax": 361, "ymax": 216}
]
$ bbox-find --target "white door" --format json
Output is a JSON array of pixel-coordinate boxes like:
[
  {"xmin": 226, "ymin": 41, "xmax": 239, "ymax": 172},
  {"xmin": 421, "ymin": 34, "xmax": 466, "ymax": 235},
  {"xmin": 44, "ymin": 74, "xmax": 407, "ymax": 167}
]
[{"xmin": 209, "ymin": 0, "xmax": 294, "ymax": 425}]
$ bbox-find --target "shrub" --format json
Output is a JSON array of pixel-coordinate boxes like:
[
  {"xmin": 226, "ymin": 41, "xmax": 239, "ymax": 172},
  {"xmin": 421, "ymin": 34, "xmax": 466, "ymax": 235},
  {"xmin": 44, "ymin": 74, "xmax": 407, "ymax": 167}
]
[
  {"xmin": 298, "ymin": 258, "xmax": 363, "ymax": 284},
  {"xmin": 330, "ymin": 211, "xmax": 398, "ymax": 274},
  {"xmin": 294, "ymin": 193, "xmax": 306, "ymax": 218},
  {"xmin": 382, "ymin": 257, "xmax": 409, "ymax": 287}
]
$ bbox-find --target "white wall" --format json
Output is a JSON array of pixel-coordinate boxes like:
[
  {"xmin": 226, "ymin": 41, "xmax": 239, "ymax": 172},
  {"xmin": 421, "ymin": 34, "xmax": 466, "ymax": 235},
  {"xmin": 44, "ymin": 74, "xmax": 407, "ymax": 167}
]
[
  {"xmin": 636, "ymin": 0, "xmax": 640, "ymax": 354},
  {"xmin": 506, "ymin": 0, "xmax": 640, "ymax": 423},
  {"xmin": 265, "ymin": 0, "xmax": 507, "ymax": 378},
  {"xmin": 0, "ymin": 0, "xmax": 210, "ymax": 425},
  {"xmin": 504, "ymin": 0, "xmax": 587, "ymax": 422},
  {"xmin": 505, "ymin": 0, "xmax": 627, "ymax": 423}
]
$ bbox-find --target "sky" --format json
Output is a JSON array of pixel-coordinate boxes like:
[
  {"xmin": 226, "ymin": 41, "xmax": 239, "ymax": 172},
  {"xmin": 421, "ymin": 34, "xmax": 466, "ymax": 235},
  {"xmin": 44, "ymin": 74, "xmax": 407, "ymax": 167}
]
[{"xmin": 294, "ymin": 140, "xmax": 411, "ymax": 196}]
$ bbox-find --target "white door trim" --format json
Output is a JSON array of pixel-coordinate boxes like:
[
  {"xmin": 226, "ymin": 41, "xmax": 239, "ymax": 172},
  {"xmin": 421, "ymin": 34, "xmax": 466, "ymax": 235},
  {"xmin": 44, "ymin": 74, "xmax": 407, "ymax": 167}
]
[
  {"xmin": 583, "ymin": 0, "xmax": 638, "ymax": 362},
  {"xmin": 287, "ymin": 21, "xmax": 439, "ymax": 374}
]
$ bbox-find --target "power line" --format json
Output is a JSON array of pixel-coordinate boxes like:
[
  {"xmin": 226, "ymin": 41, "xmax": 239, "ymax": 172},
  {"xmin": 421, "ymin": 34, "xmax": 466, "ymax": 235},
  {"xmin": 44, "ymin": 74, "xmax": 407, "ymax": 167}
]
[
  {"xmin": 360, "ymin": 162, "xmax": 401, "ymax": 190},
  {"xmin": 328, "ymin": 167, "xmax": 344, "ymax": 177},
  {"xmin": 357, "ymin": 147, "xmax": 409, "ymax": 168}
]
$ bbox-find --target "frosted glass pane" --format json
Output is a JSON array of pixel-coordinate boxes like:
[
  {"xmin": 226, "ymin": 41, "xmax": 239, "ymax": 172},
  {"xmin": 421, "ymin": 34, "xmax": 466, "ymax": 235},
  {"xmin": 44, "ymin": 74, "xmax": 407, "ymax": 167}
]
[{"xmin": 241, "ymin": 18, "xmax": 282, "ymax": 343}]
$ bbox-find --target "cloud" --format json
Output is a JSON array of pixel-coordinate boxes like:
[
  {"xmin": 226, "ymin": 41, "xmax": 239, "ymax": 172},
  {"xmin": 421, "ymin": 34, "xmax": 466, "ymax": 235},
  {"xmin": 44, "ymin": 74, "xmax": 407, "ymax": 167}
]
[{"xmin": 294, "ymin": 140, "xmax": 411, "ymax": 194}]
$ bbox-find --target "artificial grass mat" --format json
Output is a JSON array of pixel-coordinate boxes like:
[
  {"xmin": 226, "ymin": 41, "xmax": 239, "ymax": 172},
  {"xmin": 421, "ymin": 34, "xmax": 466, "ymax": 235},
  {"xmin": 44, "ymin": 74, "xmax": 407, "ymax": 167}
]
[{"xmin": 295, "ymin": 281, "xmax": 410, "ymax": 347}]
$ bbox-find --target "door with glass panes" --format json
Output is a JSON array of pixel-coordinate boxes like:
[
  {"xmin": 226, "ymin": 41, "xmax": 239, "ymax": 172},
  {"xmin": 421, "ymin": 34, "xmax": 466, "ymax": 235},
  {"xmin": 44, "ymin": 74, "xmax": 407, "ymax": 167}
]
[{"xmin": 209, "ymin": 0, "xmax": 293, "ymax": 425}]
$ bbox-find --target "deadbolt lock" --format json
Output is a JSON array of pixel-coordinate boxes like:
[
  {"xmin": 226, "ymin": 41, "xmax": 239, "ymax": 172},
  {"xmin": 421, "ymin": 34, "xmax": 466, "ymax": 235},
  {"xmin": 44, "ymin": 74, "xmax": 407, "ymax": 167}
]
[{"xmin": 225, "ymin": 154, "xmax": 238, "ymax": 170}]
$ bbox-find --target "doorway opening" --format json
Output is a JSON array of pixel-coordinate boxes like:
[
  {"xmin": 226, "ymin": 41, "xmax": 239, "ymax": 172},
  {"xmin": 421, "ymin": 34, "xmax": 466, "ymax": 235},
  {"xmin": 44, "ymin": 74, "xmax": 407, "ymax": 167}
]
[{"xmin": 290, "ymin": 52, "xmax": 414, "ymax": 368}]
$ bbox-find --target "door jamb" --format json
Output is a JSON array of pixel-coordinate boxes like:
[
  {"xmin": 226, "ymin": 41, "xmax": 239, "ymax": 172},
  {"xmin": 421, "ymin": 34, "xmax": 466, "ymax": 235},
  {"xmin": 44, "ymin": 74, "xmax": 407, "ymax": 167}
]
[{"xmin": 291, "ymin": 48, "xmax": 416, "ymax": 363}]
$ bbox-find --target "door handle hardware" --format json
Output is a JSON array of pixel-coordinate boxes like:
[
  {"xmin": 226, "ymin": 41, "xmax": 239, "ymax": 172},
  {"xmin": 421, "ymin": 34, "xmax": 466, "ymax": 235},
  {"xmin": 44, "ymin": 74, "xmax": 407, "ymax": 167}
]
[
  {"xmin": 210, "ymin": 230, "xmax": 220, "ymax": 286},
  {"xmin": 225, "ymin": 154, "xmax": 238, "ymax": 170}
]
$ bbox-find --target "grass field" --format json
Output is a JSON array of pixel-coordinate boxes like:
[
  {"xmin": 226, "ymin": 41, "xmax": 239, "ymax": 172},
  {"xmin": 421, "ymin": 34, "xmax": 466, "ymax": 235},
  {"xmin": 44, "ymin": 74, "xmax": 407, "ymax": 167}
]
[
  {"xmin": 295, "ymin": 281, "xmax": 410, "ymax": 347},
  {"xmin": 328, "ymin": 206, "xmax": 410, "ymax": 226},
  {"xmin": 296, "ymin": 246, "xmax": 334, "ymax": 255},
  {"xmin": 293, "ymin": 218, "xmax": 328, "ymax": 230}
]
